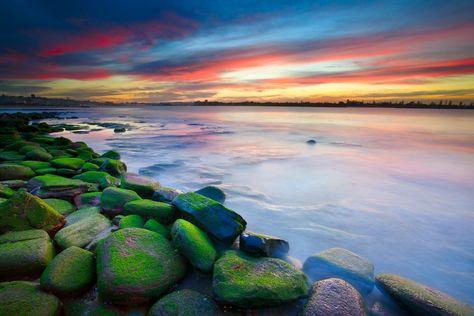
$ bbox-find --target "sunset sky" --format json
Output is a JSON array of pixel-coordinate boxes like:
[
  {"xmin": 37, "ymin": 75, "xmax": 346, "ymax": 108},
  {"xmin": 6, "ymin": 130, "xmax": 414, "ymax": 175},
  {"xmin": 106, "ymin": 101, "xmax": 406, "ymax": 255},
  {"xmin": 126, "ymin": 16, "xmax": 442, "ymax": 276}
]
[{"xmin": 0, "ymin": 1, "xmax": 473, "ymax": 102}]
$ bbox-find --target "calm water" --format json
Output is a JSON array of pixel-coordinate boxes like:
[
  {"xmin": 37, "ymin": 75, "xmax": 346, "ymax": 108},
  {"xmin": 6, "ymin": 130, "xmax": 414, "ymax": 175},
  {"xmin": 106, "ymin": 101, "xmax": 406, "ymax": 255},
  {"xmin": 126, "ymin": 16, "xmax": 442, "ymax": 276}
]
[{"xmin": 6, "ymin": 106, "xmax": 474, "ymax": 304}]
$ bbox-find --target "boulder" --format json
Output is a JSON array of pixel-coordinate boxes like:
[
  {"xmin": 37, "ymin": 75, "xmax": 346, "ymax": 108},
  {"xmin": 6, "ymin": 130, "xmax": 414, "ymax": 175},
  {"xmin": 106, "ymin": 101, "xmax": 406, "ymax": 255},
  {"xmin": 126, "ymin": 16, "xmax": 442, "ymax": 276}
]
[
  {"xmin": 120, "ymin": 173, "xmax": 159, "ymax": 198},
  {"xmin": 55, "ymin": 168, "xmax": 79, "ymax": 177},
  {"xmin": 79, "ymin": 162, "xmax": 100, "ymax": 172},
  {"xmin": 55, "ymin": 213, "xmax": 111, "ymax": 249},
  {"xmin": 0, "ymin": 163, "xmax": 35, "ymax": 180},
  {"xmin": 66, "ymin": 206, "xmax": 101, "ymax": 225},
  {"xmin": 143, "ymin": 219, "xmax": 169, "ymax": 238},
  {"xmin": 19, "ymin": 144, "xmax": 42, "ymax": 154},
  {"xmin": 195, "ymin": 186, "xmax": 226, "ymax": 204},
  {"xmin": 0, "ymin": 230, "xmax": 55, "ymax": 279},
  {"xmin": 35, "ymin": 167, "xmax": 57, "ymax": 175},
  {"xmin": 27, "ymin": 174, "xmax": 97, "ymax": 199},
  {"xmin": 0, "ymin": 191, "xmax": 65, "ymax": 234},
  {"xmin": 18, "ymin": 160, "xmax": 51, "ymax": 170},
  {"xmin": 0, "ymin": 183, "xmax": 15, "ymax": 198},
  {"xmin": 376, "ymin": 273, "xmax": 474, "ymax": 316},
  {"xmin": 99, "ymin": 158, "xmax": 127, "ymax": 176},
  {"xmin": 102, "ymin": 150, "xmax": 121, "ymax": 160},
  {"xmin": 239, "ymin": 231, "xmax": 289, "ymax": 257},
  {"xmin": 100, "ymin": 187, "xmax": 141, "ymax": 215},
  {"xmin": 73, "ymin": 171, "xmax": 119, "ymax": 188},
  {"xmin": 153, "ymin": 186, "xmax": 183, "ymax": 202},
  {"xmin": 25, "ymin": 148, "xmax": 52, "ymax": 161},
  {"xmin": 0, "ymin": 179, "xmax": 25, "ymax": 189},
  {"xmin": 0, "ymin": 150, "xmax": 24, "ymax": 161},
  {"xmin": 172, "ymin": 192, "xmax": 246, "ymax": 244},
  {"xmin": 40, "ymin": 246, "xmax": 95, "ymax": 296},
  {"xmin": 171, "ymin": 219, "xmax": 217, "ymax": 273},
  {"xmin": 74, "ymin": 191, "xmax": 102, "ymax": 208},
  {"xmin": 51, "ymin": 157, "xmax": 85, "ymax": 170},
  {"xmin": 306, "ymin": 139, "xmax": 317, "ymax": 145},
  {"xmin": 148, "ymin": 289, "xmax": 219, "ymax": 316},
  {"xmin": 303, "ymin": 248, "xmax": 374, "ymax": 293},
  {"xmin": 0, "ymin": 281, "xmax": 61, "ymax": 316},
  {"xmin": 43, "ymin": 198, "xmax": 76, "ymax": 215},
  {"xmin": 119, "ymin": 214, "xmax": 145, "ymax": 229},
  {"xmin": 213, "ymin": 250, "xmax": 309, "ymax": 307},
  {"xmin": 124, "ymin": 199, "xmax": 176, "ymax": 223},
  {"xmin": 96, "ymin": 228, "xmax": 187, "ymax": 305}
]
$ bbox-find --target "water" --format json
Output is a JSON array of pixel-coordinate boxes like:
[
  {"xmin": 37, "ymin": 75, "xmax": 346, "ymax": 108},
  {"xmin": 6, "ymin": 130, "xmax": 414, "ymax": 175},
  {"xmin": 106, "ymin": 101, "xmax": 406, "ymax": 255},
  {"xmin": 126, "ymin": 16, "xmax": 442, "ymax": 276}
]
[{"xmin": 5, "ymin": 105, "xmax": 474, "ymax": 305}]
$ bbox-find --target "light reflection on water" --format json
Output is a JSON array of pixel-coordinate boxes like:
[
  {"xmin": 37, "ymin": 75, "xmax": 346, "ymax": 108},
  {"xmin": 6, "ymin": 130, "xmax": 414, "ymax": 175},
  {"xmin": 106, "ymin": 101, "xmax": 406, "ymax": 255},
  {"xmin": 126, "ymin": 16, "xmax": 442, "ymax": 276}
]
[{"xmin": 9, "ymin": 105, "xmax": 474, "ymax": 304}]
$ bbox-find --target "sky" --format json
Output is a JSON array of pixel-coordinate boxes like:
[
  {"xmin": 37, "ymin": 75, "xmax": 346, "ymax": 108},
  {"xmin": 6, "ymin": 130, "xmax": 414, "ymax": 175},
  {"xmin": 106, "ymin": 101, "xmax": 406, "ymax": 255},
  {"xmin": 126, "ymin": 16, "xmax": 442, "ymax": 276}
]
[{"xmin": 0, "ymin": 0, "xmax": 473, "ymax": 103}]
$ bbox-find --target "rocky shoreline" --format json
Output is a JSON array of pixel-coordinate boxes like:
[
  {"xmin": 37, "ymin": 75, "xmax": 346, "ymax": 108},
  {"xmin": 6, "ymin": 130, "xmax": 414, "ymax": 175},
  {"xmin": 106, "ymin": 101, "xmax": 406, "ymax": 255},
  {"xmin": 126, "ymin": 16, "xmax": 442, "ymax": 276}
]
[{"xmin": 0, "ymin": 112, "xmax": 473, "ymax": 316}]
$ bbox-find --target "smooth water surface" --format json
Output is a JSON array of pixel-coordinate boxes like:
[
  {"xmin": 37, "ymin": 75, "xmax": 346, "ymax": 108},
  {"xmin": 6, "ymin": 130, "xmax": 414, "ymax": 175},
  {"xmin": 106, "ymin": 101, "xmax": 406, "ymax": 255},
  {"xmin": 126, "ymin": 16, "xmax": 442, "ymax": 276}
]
[{"xmin": 7, "ymin": 106, "xmax": 474, "ymax": 304}]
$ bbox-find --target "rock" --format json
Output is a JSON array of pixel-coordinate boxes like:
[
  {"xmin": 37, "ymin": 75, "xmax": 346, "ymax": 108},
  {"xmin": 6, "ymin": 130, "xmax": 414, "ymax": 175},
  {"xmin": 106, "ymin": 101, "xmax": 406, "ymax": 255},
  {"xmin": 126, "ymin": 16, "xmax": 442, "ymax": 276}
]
[
  {"xmin": 73, "ymin": 171, "xmax": 119, "ymax": 188},
  {"xmin": 74, "ymin": 191, "xmax": 102, "ymax": 208},
  {"xmin": 148, "ymin": 289, "xmax": 219, "ymax": 316},
  {"xmin": 55, "ymin": 213, "xmax": 111, "ymax": 249},
  {"xmin": 97, "ymin": 228, "xmax": 187, "ymax": 305},
  {"xmin": 195, "ymin": 185, "xmax": 226, "ymax": 204},
  {"xmin": 80, "ymin": 162, "xmax": 100, "ymax": 172},
  {"xmin": 302, "ymin": 278, "xmax": 367, "ymax": 316},
  {"xmin": 239, "ymin": 231, "xmax": 289, "ymax": 257},
  {"xmin": 114, "ymin": 127, "xmax": 126, "ymax": 133},
  {"xmin": 306, "ymin": 139, "xmax": 317, "ymax": 145},
  {"xmin": 25, "ymin": 148, "xmax": 52, "ymax": 161},
  {"xmin": 51, "ymin": 157, "xmax": 85, "ymax": 170},
  {"xmin": 0, "ymin": 183, "xmax": 15, "ymax": 198},
  {"xmin": 143, "ymin": 219, "xmax": 170, "ymax": 238},
  {"xmin": 0, "ymin": 191, "xmax": 65, "ymax": 234},
  {"xmin": 43, "ymin": 198, "xmax": 76, "ymax": 215},
  {"xmin": 100, "ymin": 187, "xmax": 141, "ymax": 215},
  {"xmin": 18, "ymin": 160, "xmax": 51, "ymax": 170},
  {"xmin": 376, "ymin": 273, "xmax": 474, "ymax": 316},
  {"xmin": 63, "ymin": 297, "xmax": 124, "ymax": 315},
  {"xmin": 40, "ymin": 246, "xmax": 95, "ymax": 296},
  {"xmin": 66, "ymin": 206, "xmax": 101, "ymax": 225},
  {"xmin": 112, "ymin": 215, "xmax": 125, "ymax": 226},
  {"xmin": 0, "ymin": 150, "xmax": 24, "ymax": 161},
  {"xmin": 0, "ymin": 163, "xmax": 35, "ymax": 180},
  {"xmin": 27, "ymin": 174, "xmax": 98, "ymax": 199},
  {"xmin": 0, "ymin": 179, "xmax": 25, "ymax": 189},
  {"xmin": 172, "ymin": 192, "xmax": 246, "ymax": 244},
  {"xmin": 99, "ymin": 159, "xmax": 127, "ymax": 176},
  {"xmin": 55, "ymin": 168, "xmax": 78, "ymax": 177},
  {"xmin": 119, "ymin": 214, "xmax": 145, "ymax": 229},
  {"xmin": 303, "ymin": 248, "xmax": 374, "ymax": 293},
  {"xmin": 0, "ymin": 281, "xmax": 61, "ymax": 315},
  {"xmin": 101, "ymin": 150, "xmax": 121, "ymax": 160},
  {"xmin": 171, "ymin": 219, "xmax": 217, "ymax": 273},
  {"xmin": 19, "ymin": 144, "xmax": 42, "ymax": 154},
  {"xmin": 120, "ymin": 173, "xmax": 159, "ymax": 198},
  {"xmin": 35, "ymin": 167, "xmax": 57, "ymax": 175},
  {"xmin": 0, "ymin": 230, "xmax": 55, "ymax": 279},
  {"xmin": 0, "ymin": 197, "xmax": 6, "ymax": 204},
  {"xmin": 124, "ymin": 199, "xmax": 176, "ymax": 224},
  {"xmin": 152, "ymin": 186, "xmax": 183, "ymax": 202},
  {"xmin": 213, "ymin": 250, "xmax": 309, "ymax": 307}
]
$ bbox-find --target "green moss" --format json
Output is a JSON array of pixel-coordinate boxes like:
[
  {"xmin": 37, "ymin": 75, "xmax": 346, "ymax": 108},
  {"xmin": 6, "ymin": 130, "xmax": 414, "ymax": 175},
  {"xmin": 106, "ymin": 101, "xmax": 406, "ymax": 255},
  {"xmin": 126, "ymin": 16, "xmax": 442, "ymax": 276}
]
[
  {"xmin": 55, "ymin": 168, "xmax": 78, "ymax": 177},
  {"xmin": 18, "ymin": 160, "xmax": 51, "ymax": 170},
  {"xmin": 119, "ymin": 214, "xmax": 145, "ymax": 229},
  {"xmin": 66, "ymin": 206, "xmax": 100, "ymax": 225},
  {"xmin": 32, "ymin": 135, "xmax": 56, "ymax": 144},
  {"xmin": 35, "ymin": 167, "xmax": 57, "ymax": 175},
  {"xmin": 100, "ymin": 187, "xmax": 141, "ymax": 215},
  {"xmin": 55, "ymin": 213, "xmax": 111, "ymax": 249},
  {"xmin": 40, "ymin": 246, "xmax": 95, "ymax": 296},
  {"xmin": 43, "ymin": 198, "xmax": 76, "ymax": 215},
  {"xmin": 51, "ymin": 157, "xmax": 85, "ymax": 170},
  {"xmin": 76, "ymin": 150, "xmax": 94, "ymax": 161},
  {"xmin": 0, "ymin": 183, "xmax": 15, "ymax": 198},
  {"xmin": 143, "ymin": 219, "xmax": 170, "ymax": 238},
  {"xmin": 99, "ymin": 158, "xmax": 127, "ymax": 176},
  {"xmin": 80, "ymin": 162, "xmax": 100, "ymax": 172},
  {"xmin": 124, "ymin": 199, "xmax": 175, "ymax": 223},
  {"xmin": 27, "ymin": 174, "xmax": 97, "ymax": 198},
  {"xmin": 74, "ymin": 191, "xmax": 102, "ymax": 208},
  {"xmin": 213, "ymin": 250, "xmax": 309, "ymax": 307},
  {"xmin": 0, "ymin": 281, "xmax": 61, "ymax": 315},
  {"xmin": 19, "ymin": 144, "xmax": 41, "ymax": 154},
  {"xmin": 148, "ymin": 289, "xmax": 219, "ymax": 316},
  {"xmin": 73, "ymin": 171, "xmax": 119, "ymax": 188},
  {"xmin": 96, "ymin": 228, "xmax": 187, "ymax": 305},
  {"xmin": 0, "ymin": 151, "xmax": 25, "ymax": 161},
  {"xmin": 195, "ymin": 186, "xmax": 226, "ymax": 204},
  {"xmin": 0, "ymin": 163, "xmax": 35, "ymax": 180},
  {"xmin": 0, "ymin": 230, "xmax": 55, "ymax": 279},
  {"xmin": 25, "ymin": 148, "xmax": 52, "ymax": 161},
  {"xmin": 101, "ymin": 150, "xmax": 121, "ymax": 160},
  {"xmin": 120, "ymin": 173, "xmax": 159, "ymax": 198}
]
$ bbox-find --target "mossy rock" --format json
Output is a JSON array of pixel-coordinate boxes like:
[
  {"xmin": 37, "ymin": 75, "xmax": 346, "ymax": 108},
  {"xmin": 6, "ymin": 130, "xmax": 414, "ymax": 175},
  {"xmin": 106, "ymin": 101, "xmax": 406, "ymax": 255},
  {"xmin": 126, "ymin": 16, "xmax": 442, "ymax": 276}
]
[
  {"xmin": 55, "ymin": 213, "xmax": 111, "ymax": 249},
  {"xmin": 0, "ymin": 179, "xmax": 25, "ymax": 189},
  {"xmin": 73, "ymin": 171, "xmax": 119, "ymax": 188},
  {"xmin": 213, "ymin": 250, "xmax": 309, "ymax": 307},
  {"xmin": 120, "ymin": 173, "xmax": 159, "ymax": 199},
  {"xmin": 56, "ymin": 168, "xmax": 78, "ymax": 177},
  {"xmin": 36, "ymin": 167, "xmax": 57, "ymax": 175},
  {"xmin": 171, "ymin": 219, "xmax": 217, "ymax": 273},
  {"xmin": 97, "ymin": 228, "xmax": 187, "ymax": 305},
  {"xmin": 90, "ymin": 157, "xmax": 109, "ymax": 166},
  {"xmin": 152, "ymin": 186, "xmax": 182, "ymax": 202},
  {"xmin": 144, "ymin": 219, "xmax": 170, "ymax": 238},
  {"xmin": 195, "ymin": 186, "xmax": 226, "ymax": 204},
  {"xmin": 27, "ymin": 174, "xmax": 97, "ymax": 199},
  {"xmin": 66, "ymin": 206, "xmax": 101, "ymax": 225},
  {"xmin": 99, "ymin": 158, "xmax": 127, "ymax": 176},
  {"xmin": 74, "ymin": 191, "xmax": 102, "ymax": 208},
  {"xmin": 44, "ymin": 198, "xmax": 76, "ymax": 215},
  {"xmin": 76, "ymin": 151, "xmax": 94, "ymax": 161},
  {"xmin": 0, "ymin": 191, "xmax": 65, "ymax": 234},
  {"xmin": 0, "ymin": 183, "xmax": 15, "ymax": 198},
  {"xmin": 40, "ymin": 246, "xmax": 95, "ymax": 296},
  {"xmin": 0, "ymin": 197, "xmax": 6, "ymax": 204},
  {"xmin": 19, "ymin": 144, "xmax": 42, "ymax": 154},
  {"xmin": 80, "ymin": 162, "xmax": 100, "ymax": 172},
  {"xmin": 102, "ymin": 150, "xmax": 121, "ymax": 160},
  {"xmin": 119, "ymin": 214, "xmax": 145, "ymax": 229},
  {"xmin": 0, "ymin": 230, "xmax": 55, "ymax": 279},
  {"xmin": 0, "ymin": 163, "xmax": 35, "ymax": 180},
  {"xmin": 49, "ymin": 149, "xmax": 72, "ymax": 158},
  {"xmin": 0, "ymin": 281, "xmax": 61, "ymax": 315},
  {"xmin": 0, "ymin": 150, "xmax": 25, "ymax": 161},
  {"xmin": 239, "ymin": 231, "xmax": 289, "ymax": 258},
  {"xmin": 172, "ymin": 192, "xmax": 246, "ymax": 244},
  {"xmin": 25, "ymin": 148, "xmax": 53, "ymax": 161},
  {"xmin": 100, "ymin": 187, "xmax": 141, "ymax": 215},
  {"xmin": 18, "ymin": 160, "xmax": 51, "ymax": 170},
  {"xmin": 376, "ymin": 274, "xmax": 474, "ymax": 316},
  {"xmin": 51, "ymin": 157, "xmax": 85, "ymax": 170},
  {"xmin": 32, "ymin": 135, "xmax": 56, "ymax": 144},
  {"xmin": 148, "ymin": 289, "xmax": 219, "ymax": 316},
  {"xmin": 124, "ymin": 199, "xmax": 176, "ymax": 224}
]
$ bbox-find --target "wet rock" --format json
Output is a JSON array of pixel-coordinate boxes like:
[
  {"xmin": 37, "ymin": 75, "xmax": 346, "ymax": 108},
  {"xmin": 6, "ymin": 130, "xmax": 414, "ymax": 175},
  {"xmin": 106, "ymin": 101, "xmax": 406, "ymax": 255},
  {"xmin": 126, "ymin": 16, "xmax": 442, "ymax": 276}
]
[
  {"xmin": 40, "ymin": 246, "xmax": 95, "ymax": 296},
  {"xmin": 97, "ymin": 228, "xmax": 187, "ymax": 305},
  {"xmin": 27, "ymin": 174, "xmax": 97, "ymax": 199},
  {"xmin": 74, "ymin": 191, "xmax": 102, "ymax": 208},
  {"xmin": 101, "ymin": 150, "xmax": 121, "ymax": 160},
  {"xmin": 119, "ymin": 214, "xmax": 145, "ymax": 229},
  {"xmin": 114, "ymin": 127, "xmax": 126, "ymax": 133},
  {"xmin": 66, "ymin": 206, "xmax": 101, "ymax": 225},
  {"xmin": 124, "ymin": 199, "xmax": 176, "ymax": 224},
  {"xmin": 0, "ymin": 163, "xmax": 35, "ymax": 180},
  {"xmin": 0, "ymin": 191, "xmax": 65, "ymax": 234},
  {"xmin": 239, "ymin": 231, "xmax": 289, "ymax": 257},
  {"xmin": 51, "ymin": 157, "xmax": 85, "ymax": 170},
  {"xmin": 112, "ymin": 214, "xmax": 125, "ymax": 226},
  {"xmin": 152, "ymin": 186, "xmax": 183, "ymax": 202},
  {"xmin": 100, "ymin": 158, "xmax": 127, "ymax": 176},
  {"xmin": 0, "ymin": 230, "xmax": 55, "ymax": 279},
  {"xmin": 213, "ymin": 250, "xmax": 309, "ymax": 307},
  {"xmin": 18, "ymin": 160, "xmax": 51, "ymax": 170},
  {"xmin": 0, "ymin": 179, "xmax": 25, "ymax": 189},
  {"xmin": 19, "ymin": 144, "xmax": 42, "ymax": 154},
  {"xmin": 306, "ymin": 139, "xmax": 317, "ymax": 145},
  {"xmin": 120, "ymin": 173, "xmax": 159, "ymax": 199},
  {"xmin": 302, "ymin": 278, "xmax": 367, "ymax": 316},
  {"xmin": 43, "ymin": 198, "xmax": 76, "ymax": 215},
  {"xmin": 148, "ymin": 289, "xmax": 219, "ymax": 316},
  {"xmin": 55, "ymin": 213, "xmax": 111, "ymax": 249},
  {"xmin": 73, "ymin": 171, "xmax": 119, "ymax": 189},
  {"xmin": 0, "ymin": 183, "xmax": 15, "ymax": 198},
  {"xmin": 195, "ymin": 185, "xmax": 226, "ymax": 204},
  {"xmin": 100, "ymin": 187, "xmax": 141, "ymax": 215},
  {"xmin": 376, "ymin": 273, "xmax": 474, "ymax": 316},
  {"xmin": 25, "ymin": 148, "xmax": 52, "ymax": 161},
  {"xmin": 143, "ymin": 219, "xmax": 170, "ymax": 238},
  {"xmin": 172, "ymin": 192, "xmax": 246, "ymax": 244},
  {"xmin": 171, "ymin": 219, "xmax": 217, "ymax": 273},
  {"xmin": 0, "ymin": 281, "xmax": 61, "ymax": 316},
  {"xmin": 79, "ymin": 162, "xmax": 100, "ymax": 172},
  {"xmin": 303, "ymin": 247, "xmax": 374, "ymax": 293}
]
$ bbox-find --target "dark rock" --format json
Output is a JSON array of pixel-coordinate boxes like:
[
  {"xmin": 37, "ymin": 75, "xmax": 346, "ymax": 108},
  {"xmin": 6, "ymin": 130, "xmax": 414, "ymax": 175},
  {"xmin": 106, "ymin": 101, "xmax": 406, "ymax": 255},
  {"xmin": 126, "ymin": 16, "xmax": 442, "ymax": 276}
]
[
  {"xmin": 306, "ymin": 139, "xmax": 317, "ymax": 144},
  {"xmin": 120, "ymin": 173, "xmax": 159, "ymax": 199},
  {"xmin": 152, "ymin": 186, "xmax": 182, "ymax": 202},
  {"xmin": 239, "ymin": 231, "xmax": 289, "ymax": 257},
  {"xmin": 0, "ymin": 163, "xmax": 35, "ymax": 180},
  {"xmin": 148, "ymin": 289, "xmax": 219, "ymax": 316},
  {"xmin": 99, "ymin": 158, "xmax": 127, "ymax": 176},
  {"xmin": 195, "ymin": 185, "xmax": 226, "ymax": 204}
]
